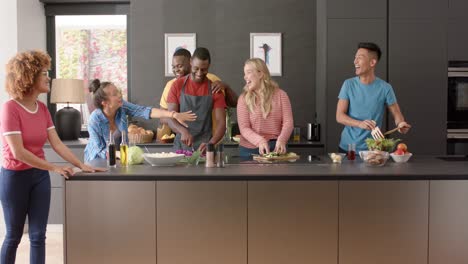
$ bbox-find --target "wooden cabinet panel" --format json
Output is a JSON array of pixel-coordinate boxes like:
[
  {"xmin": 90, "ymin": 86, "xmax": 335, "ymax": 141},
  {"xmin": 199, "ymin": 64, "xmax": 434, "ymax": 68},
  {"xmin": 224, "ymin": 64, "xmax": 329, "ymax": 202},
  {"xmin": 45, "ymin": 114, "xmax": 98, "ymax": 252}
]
[
  {"xmin": 65, "ymin": 181, "xmax": 156, "ymax": 264},
  {"xmin": 429, "ymin": 181, "xmax": 468, "ymax": 264},
  {"xmin": 157, "ymin": 181, "xmax": 247, "ymax": 264},
  {"xmin": 248, "ymin": 181, "xmax": 338, "ymax": 264},
  {"xmin": 339, "ymin": 181, "xmax": 429, "ymax": 264}
]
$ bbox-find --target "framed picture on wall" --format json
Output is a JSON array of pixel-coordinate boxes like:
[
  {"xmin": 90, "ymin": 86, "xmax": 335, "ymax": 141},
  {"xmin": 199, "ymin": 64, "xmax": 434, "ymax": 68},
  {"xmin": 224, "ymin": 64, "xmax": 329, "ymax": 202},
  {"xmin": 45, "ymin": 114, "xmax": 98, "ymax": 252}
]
[
  {"xmin": 250, "ymin": 33, "xmax": 282, "ymax": 76},
  {"xmin": 164, "ymin": 33, "xmax": 197, "ymax": 77}
]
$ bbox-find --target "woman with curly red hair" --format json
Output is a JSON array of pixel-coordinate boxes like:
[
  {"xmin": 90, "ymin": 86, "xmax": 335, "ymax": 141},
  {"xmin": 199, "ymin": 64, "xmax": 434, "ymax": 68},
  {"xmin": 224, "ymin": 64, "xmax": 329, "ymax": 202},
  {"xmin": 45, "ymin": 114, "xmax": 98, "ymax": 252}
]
[{"xmin": 1, "ymin": 50, "xmax": 104, "ymax": 264}]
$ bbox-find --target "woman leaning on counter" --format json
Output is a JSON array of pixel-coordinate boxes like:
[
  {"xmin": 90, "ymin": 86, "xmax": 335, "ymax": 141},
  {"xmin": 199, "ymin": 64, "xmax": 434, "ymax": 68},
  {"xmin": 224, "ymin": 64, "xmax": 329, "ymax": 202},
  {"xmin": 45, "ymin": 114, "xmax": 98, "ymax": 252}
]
[
  {"xmin": 0, "ymin": 50, "xmax": 104, "ymax": 264},
  {"xmin": 84, "ymin": 79, "xmax": 196, "ymax": 162},
  {"xmin": 237, "ymin": 58, "xmax": 294, "ymax": 157}
]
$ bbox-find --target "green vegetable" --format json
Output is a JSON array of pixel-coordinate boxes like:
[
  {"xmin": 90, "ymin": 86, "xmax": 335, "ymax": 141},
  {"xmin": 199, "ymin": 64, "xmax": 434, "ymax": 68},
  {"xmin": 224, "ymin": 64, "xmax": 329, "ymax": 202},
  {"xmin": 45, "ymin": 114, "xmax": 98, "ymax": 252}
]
[
  {"xmin": 365, "ymin": 138, "xmax": 400, "ymax": 152},
  {"xmin": 187, "ymin": 150, "xmax": 201, "ymax": 165},
  {"xmin": 128, "ymin": 146, "xmax": 144, "ymax": 165},
  {"xmin": 264, "ymin": 152, "xmax": 280, "ymax": 158}
]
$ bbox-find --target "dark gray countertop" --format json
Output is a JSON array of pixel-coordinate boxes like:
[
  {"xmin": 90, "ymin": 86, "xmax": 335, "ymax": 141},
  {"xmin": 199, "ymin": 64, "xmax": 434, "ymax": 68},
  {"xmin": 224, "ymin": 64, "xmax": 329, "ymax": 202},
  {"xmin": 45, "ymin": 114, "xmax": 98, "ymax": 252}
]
[{"xmin": 69, "ymin": 156, "xmax": 468, "ymax": 181}]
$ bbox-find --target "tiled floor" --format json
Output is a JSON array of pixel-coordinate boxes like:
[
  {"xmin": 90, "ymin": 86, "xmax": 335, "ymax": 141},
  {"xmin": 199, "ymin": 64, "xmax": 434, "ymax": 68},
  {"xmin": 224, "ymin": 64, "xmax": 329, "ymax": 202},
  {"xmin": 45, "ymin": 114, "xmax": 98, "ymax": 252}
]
[{"xmin": 0, "ymin": 225, "xmax": 63, "ymax": 264}]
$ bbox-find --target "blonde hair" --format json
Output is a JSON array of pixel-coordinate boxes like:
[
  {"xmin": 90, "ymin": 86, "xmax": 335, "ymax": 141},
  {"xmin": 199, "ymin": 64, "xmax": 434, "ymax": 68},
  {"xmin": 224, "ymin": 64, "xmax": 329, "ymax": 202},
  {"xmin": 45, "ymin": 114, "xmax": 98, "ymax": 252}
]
[
  {"xmin": 242, "ymin": 58, "xmax": 278, "ymax": 118},
  {"xmin": 5, "ymin": 50, "xmax": 51, "ymax": 99}
]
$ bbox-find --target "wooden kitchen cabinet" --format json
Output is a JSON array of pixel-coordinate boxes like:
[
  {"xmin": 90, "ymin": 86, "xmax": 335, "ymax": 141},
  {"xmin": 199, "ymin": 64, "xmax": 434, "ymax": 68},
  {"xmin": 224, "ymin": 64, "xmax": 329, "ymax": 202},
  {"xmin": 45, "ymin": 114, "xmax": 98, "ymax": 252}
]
[
  {"xmin": 248, "ymin": 181, "xmax": 338, "ymax": 264},
  {"xmin": 65, "ymin": 181, "xmax": 156, "ymax": 264},
  {"xmin": 156, "ymin": 181, "xmax": 247, "ymax": 264},
  {"xmin": 429, "ymin": 181, "xmax": 468, "ymax": 264},
  {"xmin": 339, "ymin": 181, "xmax": 429, "ymax": 264}
]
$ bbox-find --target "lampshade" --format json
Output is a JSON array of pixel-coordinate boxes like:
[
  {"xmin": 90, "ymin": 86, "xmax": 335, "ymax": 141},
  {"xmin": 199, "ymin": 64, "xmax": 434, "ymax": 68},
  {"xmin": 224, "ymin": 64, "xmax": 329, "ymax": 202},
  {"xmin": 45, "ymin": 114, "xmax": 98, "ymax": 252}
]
[
  {"xmin": 51, "ymin": 79, "xmax": 85, "ymax": 141},
  {"xmin": 50, "ymin": 79, "xmax": 85, "ymax": 104}
]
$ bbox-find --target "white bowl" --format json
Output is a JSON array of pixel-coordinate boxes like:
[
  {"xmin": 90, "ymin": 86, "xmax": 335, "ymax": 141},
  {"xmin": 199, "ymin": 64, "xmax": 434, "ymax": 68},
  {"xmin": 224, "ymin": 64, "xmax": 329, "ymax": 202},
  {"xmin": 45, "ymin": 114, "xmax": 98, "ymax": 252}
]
[
  {"xmin": 142, "ymin": 153, "xmax": 185, "ymax": 166},
  {"xmin": 328, "ymin": 153, "xmax": 346, "ymax": 163},
  {"xmin": 359, "ymin": 150, "xmax": 389, "ymax": 167},
  {"xmin": 390, "ymin": 153, "xmax": 413, "ymax": 163}
]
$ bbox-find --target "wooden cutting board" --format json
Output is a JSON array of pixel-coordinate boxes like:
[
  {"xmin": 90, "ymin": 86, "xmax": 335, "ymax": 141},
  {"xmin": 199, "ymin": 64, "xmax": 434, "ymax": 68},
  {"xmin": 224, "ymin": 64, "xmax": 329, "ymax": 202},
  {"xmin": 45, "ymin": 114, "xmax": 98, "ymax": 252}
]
[{"xmin": 253, "ymin": 153, "xmax": 300, "ymax": 162}]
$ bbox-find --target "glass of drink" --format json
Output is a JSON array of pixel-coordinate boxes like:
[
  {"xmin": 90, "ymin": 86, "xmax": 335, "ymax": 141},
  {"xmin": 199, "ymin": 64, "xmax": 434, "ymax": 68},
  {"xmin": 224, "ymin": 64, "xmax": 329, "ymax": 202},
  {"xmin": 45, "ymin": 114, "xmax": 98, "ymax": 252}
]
[
  {"xmin": 293, "ymin": 127, "xmax": 301, "ymax": 142},
  {"xmin": 347, "ymin": 143, "xmax": 356, "ymax": 160}
]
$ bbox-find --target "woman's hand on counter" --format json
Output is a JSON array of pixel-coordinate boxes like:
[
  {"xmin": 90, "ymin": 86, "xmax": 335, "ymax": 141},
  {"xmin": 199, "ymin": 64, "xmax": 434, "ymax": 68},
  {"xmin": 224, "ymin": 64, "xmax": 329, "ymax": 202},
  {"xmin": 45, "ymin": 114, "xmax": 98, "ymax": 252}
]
[
  {"xmin": 53, "ymin": 165, "xmax": 75, "ymax": 179},
  {"xmin": 80, "ymin": 163, "xmax": 107, "ymax": 173}
]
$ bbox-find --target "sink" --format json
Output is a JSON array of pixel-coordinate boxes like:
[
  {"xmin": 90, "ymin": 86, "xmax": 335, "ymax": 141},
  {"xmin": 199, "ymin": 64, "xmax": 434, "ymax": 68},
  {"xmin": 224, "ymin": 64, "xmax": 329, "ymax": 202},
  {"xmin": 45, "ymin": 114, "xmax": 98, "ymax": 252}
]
[{"xmin": 437, "ymin": 155, "xmax": 468, "ymax": 161}]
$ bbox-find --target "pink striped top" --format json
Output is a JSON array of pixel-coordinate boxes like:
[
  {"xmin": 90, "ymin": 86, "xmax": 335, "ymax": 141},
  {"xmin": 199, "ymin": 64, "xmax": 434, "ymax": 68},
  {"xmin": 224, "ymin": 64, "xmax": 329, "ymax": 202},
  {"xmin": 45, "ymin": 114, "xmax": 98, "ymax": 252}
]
[{"xmin": 237, "ymin": 88, "xmax": 294, "ymax": 149}]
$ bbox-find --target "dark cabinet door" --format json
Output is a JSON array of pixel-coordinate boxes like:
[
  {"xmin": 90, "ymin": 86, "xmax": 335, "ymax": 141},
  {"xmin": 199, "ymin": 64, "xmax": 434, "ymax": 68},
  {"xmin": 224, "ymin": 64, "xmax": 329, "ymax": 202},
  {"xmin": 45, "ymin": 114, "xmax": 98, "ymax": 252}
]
[
  {"xmin": 327, "ymin": 0, "xmax": 386, "ymax": 18},
  {"xmin": 389, "ymin": 20, "xmax": 447, "ymax": 154}
]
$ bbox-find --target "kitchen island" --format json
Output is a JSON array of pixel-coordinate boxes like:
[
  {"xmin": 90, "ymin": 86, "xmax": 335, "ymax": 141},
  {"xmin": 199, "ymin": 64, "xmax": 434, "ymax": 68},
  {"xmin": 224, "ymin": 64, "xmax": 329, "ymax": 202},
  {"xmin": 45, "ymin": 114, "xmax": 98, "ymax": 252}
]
[{"xmin": 64, "ymin": 156, "xmax": 468, "ymax": 264}]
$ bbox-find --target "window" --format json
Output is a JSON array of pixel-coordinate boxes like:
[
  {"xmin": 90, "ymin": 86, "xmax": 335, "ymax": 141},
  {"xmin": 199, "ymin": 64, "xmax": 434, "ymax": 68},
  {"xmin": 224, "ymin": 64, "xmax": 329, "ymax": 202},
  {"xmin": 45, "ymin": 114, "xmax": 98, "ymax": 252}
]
[{"xmin": 55, "ymin": 15, "xmax": 127, "ymax": 128}]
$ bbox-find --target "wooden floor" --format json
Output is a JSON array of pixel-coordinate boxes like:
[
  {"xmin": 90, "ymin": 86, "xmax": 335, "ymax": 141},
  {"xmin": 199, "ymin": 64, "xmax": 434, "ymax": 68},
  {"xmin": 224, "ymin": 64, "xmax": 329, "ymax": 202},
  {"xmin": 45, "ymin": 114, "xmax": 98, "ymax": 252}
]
[{"xmin": 0, "ymin": 225, "xmax": 63, "ymax": 264}]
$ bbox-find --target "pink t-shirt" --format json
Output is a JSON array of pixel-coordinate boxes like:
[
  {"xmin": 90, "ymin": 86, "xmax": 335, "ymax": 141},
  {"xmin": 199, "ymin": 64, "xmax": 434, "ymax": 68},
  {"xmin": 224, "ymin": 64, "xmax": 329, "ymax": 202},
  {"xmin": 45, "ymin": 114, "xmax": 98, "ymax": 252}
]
[
  {"xmin": 1, "ymin": 100, "xmax": 54, "ymax": 170},
  {"xmin": 237, "ymin": 88, "xmax": 294, "ymax": 149}
]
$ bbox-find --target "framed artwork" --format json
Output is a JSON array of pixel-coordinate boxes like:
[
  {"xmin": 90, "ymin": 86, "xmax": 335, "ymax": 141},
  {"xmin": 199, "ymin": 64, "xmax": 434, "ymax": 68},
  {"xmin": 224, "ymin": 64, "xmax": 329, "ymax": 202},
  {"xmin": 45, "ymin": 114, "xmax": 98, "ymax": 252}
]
[
  {"xmin": 164, "ymin": 33, "xmax": 196, "ymax": 77},
  {"xmin": 250, "ymin": 33, "xmax": 282, "ymax": 76}
]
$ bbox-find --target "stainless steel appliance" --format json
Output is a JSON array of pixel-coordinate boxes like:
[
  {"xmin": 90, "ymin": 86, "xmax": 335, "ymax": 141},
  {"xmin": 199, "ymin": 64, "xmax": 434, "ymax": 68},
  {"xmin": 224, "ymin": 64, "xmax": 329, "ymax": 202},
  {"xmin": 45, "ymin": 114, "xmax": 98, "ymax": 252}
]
[
  {"xmin": 447, "ymin": 61, "xmax": 468, "ymax": 154},
  {"xmin": 448, "ymin": 61, "xmax": 468, "ymax": 129}
]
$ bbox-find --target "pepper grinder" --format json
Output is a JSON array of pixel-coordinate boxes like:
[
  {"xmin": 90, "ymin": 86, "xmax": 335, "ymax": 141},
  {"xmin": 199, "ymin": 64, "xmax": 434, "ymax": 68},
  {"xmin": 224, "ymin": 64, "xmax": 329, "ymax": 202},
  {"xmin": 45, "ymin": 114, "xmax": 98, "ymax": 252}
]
[{"xmin": 205, "ymin": 143, "xmax": 215, "ymax": 168}]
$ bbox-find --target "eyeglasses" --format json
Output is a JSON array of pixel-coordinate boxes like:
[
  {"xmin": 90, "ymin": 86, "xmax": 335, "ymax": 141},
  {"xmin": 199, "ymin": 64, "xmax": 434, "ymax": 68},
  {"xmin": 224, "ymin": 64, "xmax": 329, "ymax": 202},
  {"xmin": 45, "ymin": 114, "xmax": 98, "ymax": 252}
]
[{"xmin": 40, "ymin": 71, "xmax": 50, "ymax": 77}]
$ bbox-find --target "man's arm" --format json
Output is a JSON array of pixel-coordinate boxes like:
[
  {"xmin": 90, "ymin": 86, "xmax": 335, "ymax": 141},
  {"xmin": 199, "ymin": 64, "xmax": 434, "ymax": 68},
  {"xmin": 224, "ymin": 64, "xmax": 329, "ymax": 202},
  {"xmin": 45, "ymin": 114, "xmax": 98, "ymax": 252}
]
[
  {"xmin": 387, "ymin": 103, "xmax": 411, "ymax": 133},
  {"xmin": 336, "ymin": 99, "xmax": 376, "ymax": 130},
  {"xmin": 165, "ymin": 103, "xmax": 193, "ymax": 146},
  {"xmin": 198, "ymin": 108, "xmax": 226, "ymax": 153}
]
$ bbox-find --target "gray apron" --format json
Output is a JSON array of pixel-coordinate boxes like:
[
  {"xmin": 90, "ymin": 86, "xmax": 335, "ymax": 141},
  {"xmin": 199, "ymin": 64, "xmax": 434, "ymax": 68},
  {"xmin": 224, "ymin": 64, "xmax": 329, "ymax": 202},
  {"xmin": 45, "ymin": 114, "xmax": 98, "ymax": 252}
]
[{"xmin": 173, "ymin": 75, "xmax": 213, "ymax": 151}]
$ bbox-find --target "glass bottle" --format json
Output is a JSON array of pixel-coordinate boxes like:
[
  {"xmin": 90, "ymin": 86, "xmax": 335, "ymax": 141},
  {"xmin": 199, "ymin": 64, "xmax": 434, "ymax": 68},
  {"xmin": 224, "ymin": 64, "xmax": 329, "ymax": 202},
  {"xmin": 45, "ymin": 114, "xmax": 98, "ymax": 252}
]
[
  {"xmin": 108, "ymin": 130, "xmax": 116, "ymax": 167},
  {"xmin": 120, "ymin": 130, "xmax": 128, "ymax": 167}
]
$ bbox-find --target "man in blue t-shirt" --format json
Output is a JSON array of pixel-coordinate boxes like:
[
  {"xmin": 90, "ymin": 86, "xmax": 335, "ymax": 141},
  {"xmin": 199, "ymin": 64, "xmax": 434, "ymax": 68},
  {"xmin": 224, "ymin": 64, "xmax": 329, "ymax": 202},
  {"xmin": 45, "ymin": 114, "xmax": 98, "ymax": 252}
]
[{"xmin": 336, "ymin": 42, "xmax": 411, "ymax": 152}]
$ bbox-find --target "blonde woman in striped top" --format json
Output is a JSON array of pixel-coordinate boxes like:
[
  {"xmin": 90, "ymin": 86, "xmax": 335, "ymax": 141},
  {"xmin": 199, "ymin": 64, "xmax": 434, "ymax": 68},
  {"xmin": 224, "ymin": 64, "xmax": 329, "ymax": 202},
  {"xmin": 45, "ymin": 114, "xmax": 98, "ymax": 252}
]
[{"xmin": 237, "ymin": 58, "xmax": 294, "ymax": 158}]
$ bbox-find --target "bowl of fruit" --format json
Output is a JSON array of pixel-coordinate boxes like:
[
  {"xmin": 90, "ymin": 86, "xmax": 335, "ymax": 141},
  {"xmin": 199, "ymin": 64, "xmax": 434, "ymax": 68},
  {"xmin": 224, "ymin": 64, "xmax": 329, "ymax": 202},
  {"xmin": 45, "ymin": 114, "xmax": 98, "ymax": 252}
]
[{"xmin": 390, "ymin": 143, "xmax": 412, "ymax": 163}]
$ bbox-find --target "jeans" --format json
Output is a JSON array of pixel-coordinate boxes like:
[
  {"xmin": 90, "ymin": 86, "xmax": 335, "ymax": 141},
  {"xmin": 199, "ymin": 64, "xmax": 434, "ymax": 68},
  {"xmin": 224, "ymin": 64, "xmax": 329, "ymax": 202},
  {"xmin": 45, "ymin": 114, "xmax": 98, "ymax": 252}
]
[
  {"xmin": 0, "ymin": 168, "xmax": 51, "ymax": 264},
  {"xmin": 239, "ymin": 140, "xmax": 278, "ymax": 158}
]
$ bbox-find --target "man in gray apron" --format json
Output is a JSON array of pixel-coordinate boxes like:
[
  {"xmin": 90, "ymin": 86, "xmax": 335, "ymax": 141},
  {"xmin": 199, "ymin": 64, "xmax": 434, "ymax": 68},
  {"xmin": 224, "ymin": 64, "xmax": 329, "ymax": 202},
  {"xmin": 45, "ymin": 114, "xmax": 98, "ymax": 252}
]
[{"xmin": 165, "ymin": 47, "xmax": 227, "ymax": 153}]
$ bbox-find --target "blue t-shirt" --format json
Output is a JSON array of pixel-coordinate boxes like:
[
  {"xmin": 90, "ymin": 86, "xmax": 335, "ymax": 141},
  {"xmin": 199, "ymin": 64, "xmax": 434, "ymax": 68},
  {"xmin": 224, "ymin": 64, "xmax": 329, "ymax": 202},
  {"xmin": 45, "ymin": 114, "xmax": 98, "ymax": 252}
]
[
  {"xmin": 338, "ymin": 77, "xmax": 397, "ymax": 151},
  {"xmin": 84, "ymin": 100, "xmax": 152, "ymax": 162}
]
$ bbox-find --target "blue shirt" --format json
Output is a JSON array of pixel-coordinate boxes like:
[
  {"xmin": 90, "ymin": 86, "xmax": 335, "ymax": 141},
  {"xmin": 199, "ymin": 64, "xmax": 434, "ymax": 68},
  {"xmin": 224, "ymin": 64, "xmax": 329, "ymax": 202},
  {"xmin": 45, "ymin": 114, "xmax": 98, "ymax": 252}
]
[
  {"xmin": 84, "ymin": 100, "xmax": 151, "ymax": 162},
  {"xmin": 338, "ymin": 77, "xmax": 397, "ymax": 152}
]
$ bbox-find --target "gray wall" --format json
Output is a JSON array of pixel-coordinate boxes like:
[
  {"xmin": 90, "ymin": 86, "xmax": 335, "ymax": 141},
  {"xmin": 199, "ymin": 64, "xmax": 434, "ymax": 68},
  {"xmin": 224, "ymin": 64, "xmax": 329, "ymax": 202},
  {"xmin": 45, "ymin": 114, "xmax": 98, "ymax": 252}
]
[{"xmin": 130, "ymin": 0, "xmax": 316, "ymax": 129}]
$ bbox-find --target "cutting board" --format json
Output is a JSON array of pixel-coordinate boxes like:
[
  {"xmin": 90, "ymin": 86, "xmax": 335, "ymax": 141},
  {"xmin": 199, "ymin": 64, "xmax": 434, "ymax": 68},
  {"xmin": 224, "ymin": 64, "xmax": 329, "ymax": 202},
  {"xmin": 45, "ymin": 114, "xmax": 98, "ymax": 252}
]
[{"xmin": 253, "ymin": 153, "xmax": 300, "ymax": 162}]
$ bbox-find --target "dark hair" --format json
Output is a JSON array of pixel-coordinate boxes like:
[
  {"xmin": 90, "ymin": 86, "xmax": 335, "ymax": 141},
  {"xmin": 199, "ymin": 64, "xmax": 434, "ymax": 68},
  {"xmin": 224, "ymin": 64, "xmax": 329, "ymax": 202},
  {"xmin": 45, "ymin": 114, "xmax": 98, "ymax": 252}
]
[
  {"xmin": 5, "ymin": 50, "xmax": 51, "ymax": 99},
  {"xmin": 89, "ymin": 79, "xmax": 113, "ymax": 109},
  {"xmin": 192, "ymin": 47, "xmax": 211, "ymax": 64},
  {"xmin": 358, "ymin": 42, "xmax": 382, "ymax": 61},
  {"xmin": 173, "ymin": 48, "xmax": 191, "ymax": 59}
]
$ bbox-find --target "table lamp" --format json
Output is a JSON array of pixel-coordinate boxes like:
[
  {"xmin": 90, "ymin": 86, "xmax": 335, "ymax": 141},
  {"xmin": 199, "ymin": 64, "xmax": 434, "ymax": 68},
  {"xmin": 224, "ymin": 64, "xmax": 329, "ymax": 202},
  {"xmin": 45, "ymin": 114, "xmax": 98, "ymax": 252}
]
[{"xmin": 50, "ymin": 79, "xmax": 85, "ymax": 140}]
